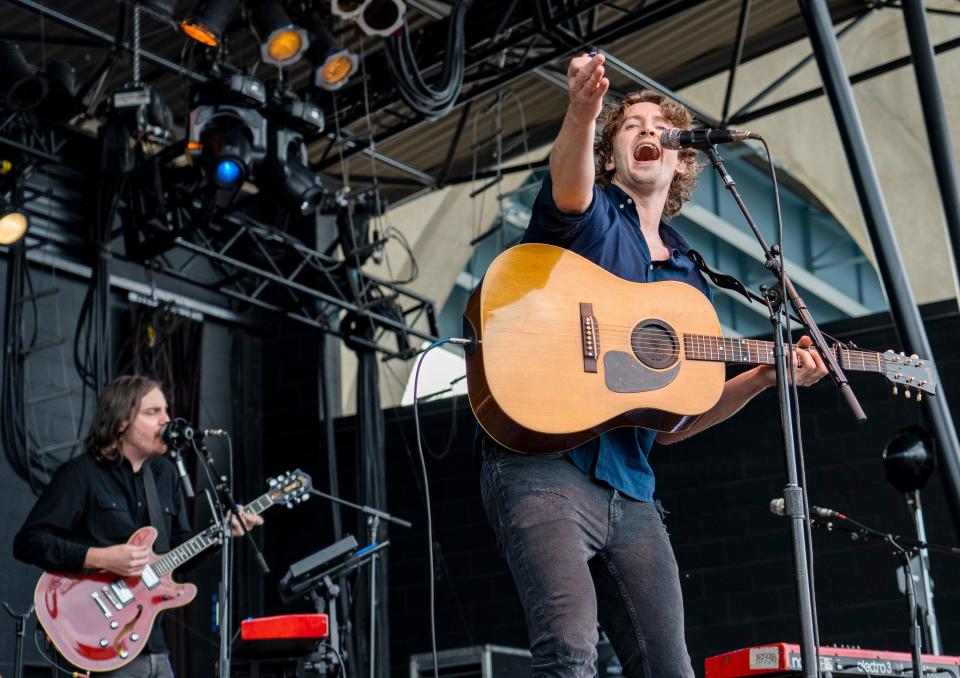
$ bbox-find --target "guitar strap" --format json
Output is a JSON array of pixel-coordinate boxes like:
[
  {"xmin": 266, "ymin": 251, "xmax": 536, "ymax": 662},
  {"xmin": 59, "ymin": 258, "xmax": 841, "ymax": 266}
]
[
  {"xmin": 686, "ymin": 249, "xmax": 753, "ymax": 303},
  {"xmin": 142, "ymin": 462, "xmax": 171, "ymax": 554}
]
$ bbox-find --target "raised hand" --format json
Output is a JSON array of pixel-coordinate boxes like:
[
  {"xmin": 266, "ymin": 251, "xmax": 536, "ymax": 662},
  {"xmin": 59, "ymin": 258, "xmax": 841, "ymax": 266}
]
[{"xmin": 566, "ymin": 52, "xmax": 609, "ymax": 121}]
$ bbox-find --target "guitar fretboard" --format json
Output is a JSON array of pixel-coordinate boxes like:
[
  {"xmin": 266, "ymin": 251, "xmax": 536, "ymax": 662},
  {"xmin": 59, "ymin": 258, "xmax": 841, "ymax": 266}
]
[
  {"xmin": 150, "ymin": 492, "xmax": 275, "ymax": 577},
  {"xmin": 683, "ymin": 334, "xmax": 883, "ymax": 373}
]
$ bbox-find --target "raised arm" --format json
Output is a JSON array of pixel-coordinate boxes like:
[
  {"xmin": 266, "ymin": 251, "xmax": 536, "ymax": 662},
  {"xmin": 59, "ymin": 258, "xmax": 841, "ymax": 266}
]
[{"xmin": 549, "ymin": 53, "xmax": 609, "ymax": 214}]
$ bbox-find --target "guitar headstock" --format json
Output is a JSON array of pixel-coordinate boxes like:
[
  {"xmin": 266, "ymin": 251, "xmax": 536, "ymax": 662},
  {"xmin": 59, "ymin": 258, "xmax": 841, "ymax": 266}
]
[
  {"xmin": 881, "ymin": 350, "xmax": 937, "ymax": 400},
  {"xmin": 267, "ymin": 469, "xmax": 313, "ymax": 508}
]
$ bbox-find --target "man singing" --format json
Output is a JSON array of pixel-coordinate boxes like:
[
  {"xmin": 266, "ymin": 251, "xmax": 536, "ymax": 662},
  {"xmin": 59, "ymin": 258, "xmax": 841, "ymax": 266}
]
[{"xmin": 477, "ymin": 53, "xmax": 827, "ymax": 677}]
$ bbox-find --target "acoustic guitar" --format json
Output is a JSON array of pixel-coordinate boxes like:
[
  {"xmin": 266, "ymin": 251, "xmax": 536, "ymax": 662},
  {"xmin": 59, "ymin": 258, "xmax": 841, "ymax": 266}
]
[
  {"xmin": 34, "ymin": 469, "xmax": 312, "ymax": 673},
  {"xmin": 463, "ymin": 244, "xmax": 936, "ymax": 454}
]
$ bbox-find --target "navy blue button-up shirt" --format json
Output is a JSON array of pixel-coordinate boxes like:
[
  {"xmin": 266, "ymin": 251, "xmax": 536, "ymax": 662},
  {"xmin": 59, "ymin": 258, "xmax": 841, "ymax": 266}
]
[{"xmin": 520, "ymin": 173, "xmax": 713, "ymax": 501}]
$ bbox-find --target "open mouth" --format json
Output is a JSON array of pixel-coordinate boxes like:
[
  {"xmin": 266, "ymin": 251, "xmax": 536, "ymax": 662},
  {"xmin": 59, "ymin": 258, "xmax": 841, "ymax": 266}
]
[{"xmin": 633, "ymin": 143, "xmax": 661, "ymax": 162}]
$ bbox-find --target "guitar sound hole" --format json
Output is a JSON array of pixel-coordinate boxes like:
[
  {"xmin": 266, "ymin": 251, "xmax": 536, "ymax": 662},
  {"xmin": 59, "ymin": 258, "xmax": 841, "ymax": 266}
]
[{"xmin": 631, "ymin": 320, "xmax": 679, "ymax": 369}]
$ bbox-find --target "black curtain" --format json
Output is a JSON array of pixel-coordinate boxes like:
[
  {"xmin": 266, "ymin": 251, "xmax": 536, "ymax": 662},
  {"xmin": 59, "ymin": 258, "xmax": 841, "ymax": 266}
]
[{"xmin": 123, "ymin": 301, "xmax": 204, "ymax": 678}]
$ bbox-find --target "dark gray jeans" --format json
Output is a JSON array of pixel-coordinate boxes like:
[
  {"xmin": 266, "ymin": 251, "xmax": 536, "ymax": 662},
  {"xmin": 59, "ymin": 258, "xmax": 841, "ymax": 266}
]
[
  {"xmin": 94, "ymin": 652, "xmax": 176, "ymax": 677},
  {"xmin": 480, "ymin": 438, "xmax": 694, "ymax": 678}
]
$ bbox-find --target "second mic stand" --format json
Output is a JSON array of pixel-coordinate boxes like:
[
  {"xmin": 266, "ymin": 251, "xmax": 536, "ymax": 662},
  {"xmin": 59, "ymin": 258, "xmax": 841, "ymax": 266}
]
[
  {"xmin": 702, "ymin": 143, "xmax": 866, "ymax": 678},
  {"xmin": 191, "ymin": 435, "xmax": 270, "ymax": 678},
  {"xmin": 308, "ymin": 488, "xmax": 412, "ymax": 678},
  {"xmin": 811, "ymin": 515, "xmax": 960, "ymax": 677}
]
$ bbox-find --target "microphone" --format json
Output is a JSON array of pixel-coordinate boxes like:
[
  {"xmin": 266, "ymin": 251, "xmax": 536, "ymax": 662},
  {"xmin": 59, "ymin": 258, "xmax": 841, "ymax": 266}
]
[
  {"xmin": 660, "ymin": 127, "xmax": 760, "ymax": 150},
  {"xmin": 162, "ymin": 418, "xmax": 197, "ymax": 499},
  {"xmin": 769, "ymin": 497, "xmax": 846, "ymax": 520}
]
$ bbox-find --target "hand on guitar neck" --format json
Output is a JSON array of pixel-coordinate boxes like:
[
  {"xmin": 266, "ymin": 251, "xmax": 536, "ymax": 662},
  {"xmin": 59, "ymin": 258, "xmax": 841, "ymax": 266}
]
[
  {"xmin": 755, "ymin": 334, "xmax": 829, "ymax": 388},
  {"xmin": 229, "ymin": 504, "xmax": 265, "ymax": 536}
]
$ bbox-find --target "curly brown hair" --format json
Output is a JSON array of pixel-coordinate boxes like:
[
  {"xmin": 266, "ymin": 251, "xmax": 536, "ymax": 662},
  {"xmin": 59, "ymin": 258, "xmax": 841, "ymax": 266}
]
[
  {"xmin": 595, "ymin": 90, "xmax": 704, "ymax": 218},
  {"xmin": 85, "ymin": 375, "xmax": 164, "ymax": 463}
]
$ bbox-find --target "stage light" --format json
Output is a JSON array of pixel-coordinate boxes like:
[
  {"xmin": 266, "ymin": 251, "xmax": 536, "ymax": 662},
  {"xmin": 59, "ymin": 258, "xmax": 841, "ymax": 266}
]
[
  {"xmin": 0, "ymin": 41, "xmax": 47, "ymax": 111},
  {"xmin": 215, "ymin": 158, "xmax": 242, "ymax": 186},
  {"xmin": 883, "ymin": 425, "xmax": 935, "ymax": 494},
  {"xmin": 189, "ymin": 75, "xmax": 268, "ymax": 190},
  {"xmin": 251, "ymin": 2, "xmax": 308, "ymax": 66},
  {"xmin": 261, "ymin": 128, "xmax": 323, "ymax": 214},
  {"xmin": 36, "ymin": 61, "xmax": 78, "ymax": 123},
  {"xmin": 305, "ymin": 26, "xmax": 358, "ymax": 91},
  {"xmin": 0, "ymin": 207, "xmax": 28, "ymax": 245},
  {"xmin": 357, "ymin": 0, "xmax": 405, "ymax": 37},
  {"xmin": 181, "ymin": 0, "xmax": 238, "ymax": 47},
  {"xmin": 331, "ymin": 0, "xmax": 365, "ymax": 20},
  {"xmin": 200, "ymin": 115, "xmax": 254, "ymax": 188}
]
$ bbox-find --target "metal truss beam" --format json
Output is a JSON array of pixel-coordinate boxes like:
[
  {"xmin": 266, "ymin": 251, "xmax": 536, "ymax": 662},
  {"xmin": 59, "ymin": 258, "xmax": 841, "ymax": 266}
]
[
  {"xmin": 315, "ymin": 0, "xmax": 704, "ymax": 171},
  {"xmin": 145, "ymin": 211, "xmax": 439, "ymax": 359},
  {"xmin": 679, "ymin": 203, "xmax": 871, "ymax": 317},
  {"xmin": 6, "ymin": 0, "xmax": 208, "ymax": 83},
  {"xmin": 731, "ymin": 32, "xmax": 960, "ymax": 125}
]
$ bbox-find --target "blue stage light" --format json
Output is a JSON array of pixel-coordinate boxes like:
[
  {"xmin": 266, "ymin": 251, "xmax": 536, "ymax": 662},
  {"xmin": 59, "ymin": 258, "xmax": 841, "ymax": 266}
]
[{"xmin": 215, "ymin": 159, "xmax": 242, "ymax": 186}]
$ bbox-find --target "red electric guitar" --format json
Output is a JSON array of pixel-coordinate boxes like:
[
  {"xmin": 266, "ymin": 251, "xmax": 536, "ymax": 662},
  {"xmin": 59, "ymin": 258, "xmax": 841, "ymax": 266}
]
[{"xmin": 33, "ymin": 469, "xmax": 312, "ymax": 673}]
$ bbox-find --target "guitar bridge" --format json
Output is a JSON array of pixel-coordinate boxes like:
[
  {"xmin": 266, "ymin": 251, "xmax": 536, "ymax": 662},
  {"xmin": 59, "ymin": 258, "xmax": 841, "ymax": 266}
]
[{"xmin": 580, "ymin": 303, "xmax": 599, "ymax": 373}]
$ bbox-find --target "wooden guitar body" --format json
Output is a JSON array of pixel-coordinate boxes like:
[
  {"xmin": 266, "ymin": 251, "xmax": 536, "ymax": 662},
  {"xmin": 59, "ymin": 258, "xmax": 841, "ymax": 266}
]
[
  {"xmin": 35, "ymin": 526, "xmax": 197, "ymax": 673},
  {"xmin": 464, "ymin": 243, "xmax": 725, "ymax": 453}
]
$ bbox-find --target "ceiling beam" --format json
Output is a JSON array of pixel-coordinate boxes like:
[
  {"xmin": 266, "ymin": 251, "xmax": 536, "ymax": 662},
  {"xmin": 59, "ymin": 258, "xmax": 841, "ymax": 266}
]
[
  {"xmin": 680, "ymin": 203, "xmax": 871, "ymax": 317},
  {"xmin": 7, "ymin": 0, "xmax": 208, "ymax": 83}
]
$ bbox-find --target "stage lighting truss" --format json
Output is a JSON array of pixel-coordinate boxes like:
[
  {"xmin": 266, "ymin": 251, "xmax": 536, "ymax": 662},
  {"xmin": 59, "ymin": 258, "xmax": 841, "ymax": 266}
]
[
  {"xmin": 144, "ymin": 210, "xmax": 438, "ymax": 359},
  {"xmin": 251, "ymin": 2, "xmax": 309, "ymax": 67}
]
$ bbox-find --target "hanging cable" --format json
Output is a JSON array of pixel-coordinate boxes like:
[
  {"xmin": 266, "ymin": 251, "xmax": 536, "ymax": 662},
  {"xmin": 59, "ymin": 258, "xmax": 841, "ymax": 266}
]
[{"xmin": 384, "ymin": 0, "xmax": 475, "ymax": 120}]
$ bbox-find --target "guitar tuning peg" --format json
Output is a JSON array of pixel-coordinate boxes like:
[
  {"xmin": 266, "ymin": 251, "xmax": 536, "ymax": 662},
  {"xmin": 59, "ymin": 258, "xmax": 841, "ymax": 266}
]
[
  {"xmin": 286, "ymin": 501, "xmax": 293, "ymax": 509},
  {"xmin": 917, "ymin": 391, "xmax": 923, "ymax": 402},
  {"xmin": 904, "ymin": 387, "xmax": 912, "ymax": 399},
  {"xmin": 892, "ymin": 385, "xmax": 898, "ymax": 396},
  {"xmin": 910, "ymin": 353, "xmax": 919, "ymax": 360},
  {"xmin": 900, "ymin": 351, "xmax": 905, "ymax": 356},
  {"xmin": 268, "ymin": 478, "xmax": 278, "ymax": 487}
]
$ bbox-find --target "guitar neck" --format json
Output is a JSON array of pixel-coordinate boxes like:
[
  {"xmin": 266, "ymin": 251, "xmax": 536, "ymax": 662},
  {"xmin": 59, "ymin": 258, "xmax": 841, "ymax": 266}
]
[
  {"xmin": 684, "ymin": 334, "xmax": 883, "ymax": 374},
  {"xmin": 149, "ymin": 491, "xmax": 275, "ymax": 577}
]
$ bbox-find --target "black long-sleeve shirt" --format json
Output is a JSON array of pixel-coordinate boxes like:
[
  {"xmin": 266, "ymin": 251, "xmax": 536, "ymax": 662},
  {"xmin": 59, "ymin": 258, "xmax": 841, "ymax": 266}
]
[{"xmin": 14, "ymin": 452, "xmax": 194, "ymax": 655}]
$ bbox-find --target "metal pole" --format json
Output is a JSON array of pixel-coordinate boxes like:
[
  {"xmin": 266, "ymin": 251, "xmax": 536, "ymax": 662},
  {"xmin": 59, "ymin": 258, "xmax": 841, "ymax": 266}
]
[
  {"xmin": 901, "ymin": 0, "xmax": 960, "ymax": 300},
  {"xmin": 908, "ymin": 490, "xmax": 943, "ymax": 654},
  {"xmin": 797, "ymin": 0, "xmax": 960, "ymax": 543}
]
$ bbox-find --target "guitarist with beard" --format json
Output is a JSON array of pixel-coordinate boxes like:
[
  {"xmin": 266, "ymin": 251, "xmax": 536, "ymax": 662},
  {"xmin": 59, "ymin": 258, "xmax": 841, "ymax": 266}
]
[
  {"xmin": 14, "ymin": 375, "xmax": 263, "ymax": 677},
  {"xmin": 476, "ymin": 53, "xmax": 828, "ymax": 677}
]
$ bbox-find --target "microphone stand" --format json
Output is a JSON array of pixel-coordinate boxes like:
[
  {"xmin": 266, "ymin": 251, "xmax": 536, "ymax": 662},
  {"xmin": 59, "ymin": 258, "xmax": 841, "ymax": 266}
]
[
  {"xmin": 2, "ymin": 602, "xmax": 34, "ymax": 678},
  {"xmin": 810, "ymin": 516, "xmax": 960, "ymax": 677},
  {"xmin": 191, "ymin": 435, "xmax": 269, "ymax": 678},
  {"xmin": 308, "ymin": 488, "xmax": 412, "ymax": 678},
  {"xmin": 702, "ymin": 143, "xmax": 866, "ymax": 678}
]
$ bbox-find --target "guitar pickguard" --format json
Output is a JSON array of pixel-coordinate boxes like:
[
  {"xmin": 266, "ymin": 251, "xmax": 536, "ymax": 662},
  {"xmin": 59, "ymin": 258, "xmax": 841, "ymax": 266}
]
[{"xmin": 603, "ymin": 351, "xmax": 681, "ymax": 393}]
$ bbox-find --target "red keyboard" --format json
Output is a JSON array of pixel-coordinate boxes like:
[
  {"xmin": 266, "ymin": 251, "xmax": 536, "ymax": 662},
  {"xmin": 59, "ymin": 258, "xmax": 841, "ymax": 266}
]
[
  {"xmin": 705, "ymin": 643, "xmax": 960, "ymax": 677},
  {"xmin": 240, "ymin": 613, "xmax": 329, "ymax": 641}
]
